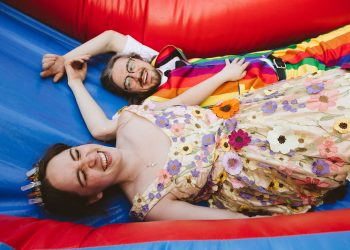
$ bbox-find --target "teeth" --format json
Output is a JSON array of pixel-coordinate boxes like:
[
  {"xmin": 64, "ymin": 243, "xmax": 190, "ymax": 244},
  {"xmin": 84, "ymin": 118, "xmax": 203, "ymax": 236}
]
[
  {"xmin": 143, "ymin": 71, "xmax": 147, "ymax": 84},
  {"xmin": 98, "ymin": 152, "xmax": 108, "ymax": 170}
]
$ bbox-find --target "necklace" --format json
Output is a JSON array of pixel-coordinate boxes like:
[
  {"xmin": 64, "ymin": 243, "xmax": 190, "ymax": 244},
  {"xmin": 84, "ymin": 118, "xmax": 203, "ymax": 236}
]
[{"xmin": 146, "ymin": 163, "xmax": 157, "ymax": 168}]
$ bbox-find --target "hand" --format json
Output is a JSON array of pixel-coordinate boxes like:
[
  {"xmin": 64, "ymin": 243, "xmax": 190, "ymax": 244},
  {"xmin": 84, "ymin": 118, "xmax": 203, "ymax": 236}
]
[
  {"xmin": 64, "ymin": 55, "xmax": 90, "ymax": 83},
  {"xmin": 40, "ymin": 54, "xmax": 65, "ymax": 82},
  {"xmin": 219, "ymin": 58, "xmax": 250, "ymax": 82}
]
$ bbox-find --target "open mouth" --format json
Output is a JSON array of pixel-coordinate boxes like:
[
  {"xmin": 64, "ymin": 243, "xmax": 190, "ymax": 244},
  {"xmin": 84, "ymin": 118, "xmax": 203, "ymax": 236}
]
[
  {"xmin": 141, "ymin": 69, "xmax": 148, "ymax": 87},
  {"xmin": 97, "ymin": 151, "xmax": 112, "ymax": 171}
]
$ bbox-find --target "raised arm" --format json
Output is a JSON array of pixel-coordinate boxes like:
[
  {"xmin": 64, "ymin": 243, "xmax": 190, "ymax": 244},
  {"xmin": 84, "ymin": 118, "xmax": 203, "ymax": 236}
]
[
  {"xmin": 145, "ymin": 198, "xmax": 249, "ymax": 221},
  {"xmin": 154, "ymin": 58, "xmax": 249, "ymax": 110},
  {"xmin": 41, "ymin": 30, "xmax": 127, "ymax": 82},
  {"xmin": 64, "ymin": 56, "xmax": 118, "ymax": 141}
]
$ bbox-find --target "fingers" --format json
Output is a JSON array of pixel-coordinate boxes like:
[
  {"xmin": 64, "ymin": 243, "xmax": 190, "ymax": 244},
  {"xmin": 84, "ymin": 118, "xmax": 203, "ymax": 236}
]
[
  {"xmin": 42, "ymin": 60, "xmax": 55, "ymax": 69},
  {"xmin": 40, "ymin": 70, "xmax": 50, "ymax": 78},
  {"xmin": 241, "ymin": 71, "xmax": 247, "ymax": 78},
  {"xmin": 53, "ymin": 72, "xmax": 64, "ymax": 83},
  {"xmin": 241, "ymin": 61, "xmax": 250, "ymax": 70}
]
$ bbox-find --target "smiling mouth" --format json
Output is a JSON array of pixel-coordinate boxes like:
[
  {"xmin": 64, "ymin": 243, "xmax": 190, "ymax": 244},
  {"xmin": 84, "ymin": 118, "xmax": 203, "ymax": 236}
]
[
  {"xmin": 141, "ymin": 69, "xmax": 148, "ymax": 87},
  {"xmin": 97, "ymin": 151, "xmax": 112, "ymax": 171}
]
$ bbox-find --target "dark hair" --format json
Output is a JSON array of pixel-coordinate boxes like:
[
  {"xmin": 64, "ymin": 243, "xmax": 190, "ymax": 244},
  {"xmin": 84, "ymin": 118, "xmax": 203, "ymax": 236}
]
[
  {"xmin": 100, "ymin": 53, "xmax": 159, "ymax": 105},
  {"xmin": 36, "ymin": 143, "xmax": 102, "ymax": 217}
]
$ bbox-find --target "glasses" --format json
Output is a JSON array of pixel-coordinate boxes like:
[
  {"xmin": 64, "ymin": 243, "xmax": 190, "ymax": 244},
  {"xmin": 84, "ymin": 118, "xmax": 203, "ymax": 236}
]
[{"xmin": 123, "ymin": 57, "xmax": 136, "ymax": 90}]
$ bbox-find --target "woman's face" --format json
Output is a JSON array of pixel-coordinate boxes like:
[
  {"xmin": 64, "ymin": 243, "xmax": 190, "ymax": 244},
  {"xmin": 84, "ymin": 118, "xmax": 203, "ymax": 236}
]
[{"xmin": 46, "ymin": 144, "xmax": 120, "ymax": 201}]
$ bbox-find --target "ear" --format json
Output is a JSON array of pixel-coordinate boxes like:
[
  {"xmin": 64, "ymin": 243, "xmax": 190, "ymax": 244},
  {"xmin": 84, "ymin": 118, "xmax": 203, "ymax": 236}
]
[{"xmin": 88, "ymin": 192, "xmax": 103, "ymax": 204}]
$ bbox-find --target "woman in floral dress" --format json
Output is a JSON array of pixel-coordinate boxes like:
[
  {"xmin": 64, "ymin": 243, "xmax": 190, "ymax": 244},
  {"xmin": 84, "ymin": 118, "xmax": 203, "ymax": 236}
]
[{"xmin": 25, "ymin": 57, "xmax": 350, "ymax": 221}]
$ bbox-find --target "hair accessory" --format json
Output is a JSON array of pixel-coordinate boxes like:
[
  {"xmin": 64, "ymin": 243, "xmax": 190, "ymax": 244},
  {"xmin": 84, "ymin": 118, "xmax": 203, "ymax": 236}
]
[{"xmin": 21, "ymin": 164, "xmax": 44, "ymax": 206}]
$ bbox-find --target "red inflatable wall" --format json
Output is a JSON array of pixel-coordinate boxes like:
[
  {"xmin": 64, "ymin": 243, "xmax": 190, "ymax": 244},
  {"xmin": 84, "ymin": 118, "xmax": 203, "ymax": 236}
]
[{"xmin": 3, "ymin": 0, "xmax": 350, "ymax": 57}]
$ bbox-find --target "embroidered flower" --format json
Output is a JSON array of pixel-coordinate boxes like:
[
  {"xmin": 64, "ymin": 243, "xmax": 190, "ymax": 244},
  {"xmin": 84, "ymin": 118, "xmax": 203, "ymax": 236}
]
[
  {"xmin": 228, "ymin": 129, "xmax": 251, "ymax": 150},
  {"xmin": 222, "ymin": 152, "xmax": 243, "ymax": 175},
  {"xmin": 220, "ymin": 138, "xmax": 231, "ymax": 152},
  {"xmin": 155, "ymin": 115, "xmax": 170, "ymax": 128},
  {"xmin": 306, "ymin": 82, "xmax": 325, "ymax": 94},
  {"xmin": 282, "ymin": 99, "xmax": 305, "ymax": 112},
  {"xmin": 191, "ymin": 169, "xmax": 200, "ymax": 177},
  {"xmin": 202, "ymin": 134, "xmax": 215, "ymax": 146},
  {"xmin": 327, "ymin": 156, "xmax": 345, "ymax": 168},
  {"xmin": 166, "ymin": 160, "xmax": 181, "ymax": 176},
  {"xmin": 333, "ymin": 117, "xmax": 350, "ymax": 134},
  {"xmin": 179, "ymin": 143, "xmax": 193, "ymax": 155},
  {"xmin": 192, "ymin": 108, "xmax": 204, "ymax": 118},
  {"xmin": 230, "ymin": 179, "xmax": 245, "ymax": 188},
  {"xmin": 225, "ymin": 118, "xmax": 237, "ymax": 132},
  {"xmin": 170, "ymin": 123, "xmax": 185, "ymax": 136},
  {"xmin": 268, "ymin": 179, "xmax": 282, "ymax": 191},
  {"xmin": 157, "ymin": 169, "xmax": 171, "ymax": 185},
  {"xmin": 216, "ymin": 171, "xmax": 228, "ymax": 183},
  {"xmin": 262, "ymin": 101, "xmax": 278, "ymax": 114},
  {"xmin": 264, "ymin": 89, "xmax": 278, "ymax": 96},
  {"xmin": 306, "ymin": 90, "xmax": 338, "ymax": 112},
  {"xmin": 318, "ymin": 139, "xmax": 337, "ymax": 158},
  {"xmin": 183, "ymin": 174, "xmax": 197, "ymax": 188},
  {"xmin": 266, "ymin": 126, "xmax": 299, "ymax": 154},
  {"xmin": 142, "ymin": 99, "xmax": 156, "ymax": 111},
  {"xmin": 211, "ymin": 99, "xmax": 239, "ymax": 119},
  {"xmin": 312, "ymin": 159, "xmax": 330, "ymax": 176},
  {"xmin": 133, "ymin": 194, "xmax": 146, "ymax": 210},
  {"xmin": 295, "ymin": 177, "xmax": 330, "ymax": 188}
]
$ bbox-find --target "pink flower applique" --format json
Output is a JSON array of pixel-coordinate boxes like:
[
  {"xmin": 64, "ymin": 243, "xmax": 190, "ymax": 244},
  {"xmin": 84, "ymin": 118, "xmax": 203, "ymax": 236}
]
[
  {"xmin": 318, "ymin": 139, "xmax": 337, "ymax": 158},
  {"xmin": 222, "ymin": 152, "xmax": 243, "ymax": 175},
  {"xmin": 170, "ymin": 123, "xmax": 185, "ymax": 137},
  {"xmin": 157, "ymin": 169, "xmax": 171, "ymax": 185},
  {"xmin": 306, "ymin": 90, "xmax": 338, "ymax": 112},
  {"xmin": 230, "ymin": 179, "xmax": 245, "ymax": 188},
  {"xmin": 295, "ymin": 177, "xmax": 330, "ymax": 188},
  {"xmin": 228, "ymin": 129, "xmax": 251, "ymax": 150}
]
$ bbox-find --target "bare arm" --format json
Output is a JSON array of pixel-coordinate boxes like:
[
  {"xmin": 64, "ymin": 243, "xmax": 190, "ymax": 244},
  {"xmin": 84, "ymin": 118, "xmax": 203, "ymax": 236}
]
[
  {"xmin": 65, "ymin": 56, "xmax": 118, "ymax": 141},
  {"xmin": 145, "ymin": 198, "xmax": 249, "ymax": 221},
  {"xmin": 154, "ymin": 58, "xmax": 249, "ymax": 110},
  {"xmin": 41, "ymin": 30, "xmax": 127, "ymax": 82}
]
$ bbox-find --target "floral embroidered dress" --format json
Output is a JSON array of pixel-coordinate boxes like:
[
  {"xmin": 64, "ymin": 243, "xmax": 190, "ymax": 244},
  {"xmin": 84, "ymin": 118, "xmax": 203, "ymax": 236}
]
[{"xmin": 125, "ymin": 68, "xmax": 350, "ymax": 221}]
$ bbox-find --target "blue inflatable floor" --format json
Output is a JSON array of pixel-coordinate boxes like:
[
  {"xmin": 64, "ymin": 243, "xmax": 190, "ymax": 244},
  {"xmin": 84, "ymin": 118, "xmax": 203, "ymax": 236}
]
[{"xmin": 0, "ymin": 2, "xmax": 349, "ymax": 228}]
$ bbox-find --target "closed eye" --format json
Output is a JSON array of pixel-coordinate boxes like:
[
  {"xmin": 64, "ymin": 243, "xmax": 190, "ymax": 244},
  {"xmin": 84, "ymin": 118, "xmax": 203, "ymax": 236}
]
[
  {"xmin": 69, "ymin": 148, "xmax": 80, "ymax": 161},
  {"xmin": 77, "ymin": 169, "xmax": 87, "ymax": 188}
]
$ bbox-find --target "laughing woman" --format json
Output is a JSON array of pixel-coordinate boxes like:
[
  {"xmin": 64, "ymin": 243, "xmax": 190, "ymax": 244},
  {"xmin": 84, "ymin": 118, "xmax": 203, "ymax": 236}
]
[{"xmin": 23, "ymin": 56, "xmax": 350, "ymax": 221}]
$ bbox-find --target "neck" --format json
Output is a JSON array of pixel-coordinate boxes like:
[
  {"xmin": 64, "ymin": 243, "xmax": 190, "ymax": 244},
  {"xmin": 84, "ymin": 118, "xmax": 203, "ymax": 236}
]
[{"xmin": 112, "ymin": 148, "xmax": 140, "ymax": 186}]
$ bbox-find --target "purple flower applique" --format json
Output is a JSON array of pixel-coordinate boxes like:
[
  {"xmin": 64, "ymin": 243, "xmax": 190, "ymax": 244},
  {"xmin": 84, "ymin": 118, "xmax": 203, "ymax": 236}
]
[
  {"xmin": 262, "ymin": 101, "xmax": 278, "ymax": 114},
  {"xmin": 142, "ymin": 204, "xmax": 149, "ymax": 212},
  {"xmin": 148, "ymin": 193, "xmax": 155, "ymax": 200},
  {"xmin": 167, "ymin": 159, "xmax": 181, "ymax": 176},
  {"xmin": 239, "ymin": 192, "xmax": 253, "ymax": 200},
  {"xmin": 157, "ymin": 183, "xmax": 164, "ymax": 192},
  {"xmin": 306, "ymin": 82, "xmax": 325, "ymax": 94},
  {"xmin": 282, "ymin": 99, "xmax": 305, "ymax": 113},
  {"xmin": 202, "ymin": 134, "xmax": 215, "ymax": 146},
  {"xmin": 312, "ymin": 159, "xmax": 330, "ymax": 176},
  {"xmin": 225, "ymin": 118, "xmax": 238, "ymax": 132},
  {"xmin": 155, "ymin": 116, "xmax": 170, "ymax": 128},
  {"xmin": 191, "ymin": 169, "xmax": 200, "ymax": 177}
]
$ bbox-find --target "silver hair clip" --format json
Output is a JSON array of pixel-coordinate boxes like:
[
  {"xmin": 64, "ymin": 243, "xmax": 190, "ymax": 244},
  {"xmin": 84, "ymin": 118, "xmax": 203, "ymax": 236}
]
[{"xmin": 21, "ymin": 164, "xmax": 44, "ymax": 205}]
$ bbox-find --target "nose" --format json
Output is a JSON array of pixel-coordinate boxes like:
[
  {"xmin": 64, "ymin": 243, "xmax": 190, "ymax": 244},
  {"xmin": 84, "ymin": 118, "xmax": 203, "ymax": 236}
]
[
  {"xmin": 128, "ymin": 70, "xmax": 142, "ymax": 80},
  {"xmin": 79, "ymin": 153, "xmax": 97, "ymax": 170}
]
